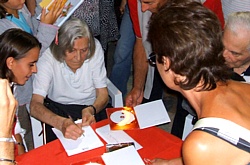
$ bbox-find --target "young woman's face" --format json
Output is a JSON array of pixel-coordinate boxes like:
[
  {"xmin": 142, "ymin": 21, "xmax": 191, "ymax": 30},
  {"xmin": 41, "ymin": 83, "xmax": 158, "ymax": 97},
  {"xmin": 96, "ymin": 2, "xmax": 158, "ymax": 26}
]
[
  {"xmin": 65, "ymin": 37, "xmax": 89, "ymax": 73},
  {"xmin": 1, "ymin": 0, "xmax": 25, "ymax": 11},
  {"xmin": 7, "ymin": 47, "xmax": 39, "ymax": 85}
]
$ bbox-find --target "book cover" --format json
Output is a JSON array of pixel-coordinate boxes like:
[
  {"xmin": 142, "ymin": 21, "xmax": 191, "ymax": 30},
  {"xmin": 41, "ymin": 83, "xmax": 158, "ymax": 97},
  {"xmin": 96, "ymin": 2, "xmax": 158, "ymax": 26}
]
[
  {"xmin": 38, "ymin": 0, "xmax": 84, "ymax": 27},
  {"xmin": 106, "ymin": 100, "xmax": 171, "ymax": 130},
  {"xmin": 106, "ymin": 107, "xmax": 140, "ymax": 130}
]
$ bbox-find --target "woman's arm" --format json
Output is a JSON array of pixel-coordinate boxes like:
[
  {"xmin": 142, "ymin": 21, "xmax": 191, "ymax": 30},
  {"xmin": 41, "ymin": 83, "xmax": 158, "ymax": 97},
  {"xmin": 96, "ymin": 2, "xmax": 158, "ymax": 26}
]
[
  {"xmin": 30, "ymin": 94, "xmax": 84, "ymax": 140},
  {"xmin": 81, "ymin": 87, "xmax": 109, "ymax": 125},
  {"xmin": 0, "ymin": 79, "xmax": 17, "ymax": 164}
]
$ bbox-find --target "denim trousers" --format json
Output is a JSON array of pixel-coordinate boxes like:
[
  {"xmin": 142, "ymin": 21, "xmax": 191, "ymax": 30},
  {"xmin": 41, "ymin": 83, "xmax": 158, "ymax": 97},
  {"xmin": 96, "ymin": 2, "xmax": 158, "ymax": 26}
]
[{"xmin": 109, "ymin": 4, "xmax": 135, "ymax": 97}]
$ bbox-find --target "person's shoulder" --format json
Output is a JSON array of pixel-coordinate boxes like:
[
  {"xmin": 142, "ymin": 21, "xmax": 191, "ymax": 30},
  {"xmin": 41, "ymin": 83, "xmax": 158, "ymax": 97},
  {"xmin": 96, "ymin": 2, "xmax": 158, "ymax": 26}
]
[
  {"xmin": 93, "ymin": 38, "xmax": 104, "ymax": 55},
  {"xmin": 183, "ymin": 128, "xmax": 250, "ymax": 164},
  {"xmin": 0, "ymin": 19, "xmax": 18, "ymax": 34},
  {"xmin": 94, "ymin": 38, "xmax": 102, "ymax": 48},
  {"xmin": 39, "ymin": 48, "xmax": 57, "ymax": 64},
  {"xmin": 182, "ymin": 130, "xmax": 218, "ymax": 164}
]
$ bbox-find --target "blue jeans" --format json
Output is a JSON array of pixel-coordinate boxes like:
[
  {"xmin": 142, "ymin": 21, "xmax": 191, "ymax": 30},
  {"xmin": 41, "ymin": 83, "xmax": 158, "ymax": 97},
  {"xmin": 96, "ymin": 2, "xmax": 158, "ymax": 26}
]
[{"xmin": 109, "ymin": 5, "xmax": 135, "ymax": 97}]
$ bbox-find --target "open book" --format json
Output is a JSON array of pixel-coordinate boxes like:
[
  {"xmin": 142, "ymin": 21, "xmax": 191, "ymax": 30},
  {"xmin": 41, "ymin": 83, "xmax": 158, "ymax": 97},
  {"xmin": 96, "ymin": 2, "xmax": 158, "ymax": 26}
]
[
  {"xmin": 38, "ymin": 0, "xmax": 84, "ymax": 27},
  {"xmin": 106, "ymin": 99, "xmax": 171, "ymax": 130}
]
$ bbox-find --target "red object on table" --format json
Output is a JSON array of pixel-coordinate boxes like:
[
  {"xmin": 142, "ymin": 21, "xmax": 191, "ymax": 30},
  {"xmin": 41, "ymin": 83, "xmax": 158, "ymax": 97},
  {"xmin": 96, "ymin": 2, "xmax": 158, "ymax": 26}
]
[{"xmin": 16, "ymin": 120, "xmax": 183, "ymax": 165}]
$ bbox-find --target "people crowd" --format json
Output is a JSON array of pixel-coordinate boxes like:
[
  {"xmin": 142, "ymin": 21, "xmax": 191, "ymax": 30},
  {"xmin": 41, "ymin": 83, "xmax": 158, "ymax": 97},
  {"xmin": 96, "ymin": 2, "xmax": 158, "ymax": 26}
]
[{"xmin": 0, "ymin": 0, "xmax": 249, "ymax": 164}]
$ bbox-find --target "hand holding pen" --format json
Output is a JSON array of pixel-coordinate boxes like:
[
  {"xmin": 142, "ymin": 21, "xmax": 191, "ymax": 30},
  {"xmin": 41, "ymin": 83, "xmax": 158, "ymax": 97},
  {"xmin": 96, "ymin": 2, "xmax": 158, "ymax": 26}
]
[
  {"xmin": 68, "ymin": 115, "xmax": 85, "ymax": 137},
  {"xmin": 61, "ymin": 115, "xmax": 85, "ymax": 140}
]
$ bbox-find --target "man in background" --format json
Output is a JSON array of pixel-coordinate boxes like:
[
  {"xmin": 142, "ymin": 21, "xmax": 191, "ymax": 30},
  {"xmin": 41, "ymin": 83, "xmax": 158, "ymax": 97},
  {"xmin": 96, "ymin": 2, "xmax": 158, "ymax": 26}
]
[{"xmin": 223, "ymin": 11, "xmax": 250, "ymax": 83}]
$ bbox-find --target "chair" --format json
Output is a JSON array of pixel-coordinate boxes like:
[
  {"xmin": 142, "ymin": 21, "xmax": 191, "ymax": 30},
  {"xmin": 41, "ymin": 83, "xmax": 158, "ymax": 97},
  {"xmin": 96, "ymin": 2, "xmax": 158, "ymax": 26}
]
[
  {"xmin": 31, "ymin": 79, "xmax": 123, "ymax": 148},
  {"xmin": 182, "ymin": 114, "xmax": 194, "ymax": 140}
]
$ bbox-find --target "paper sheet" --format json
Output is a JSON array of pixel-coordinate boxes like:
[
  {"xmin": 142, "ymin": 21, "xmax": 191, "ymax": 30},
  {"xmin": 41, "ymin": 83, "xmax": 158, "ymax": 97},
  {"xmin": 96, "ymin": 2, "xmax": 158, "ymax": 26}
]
[
  {"xmin": 52, "ymin": 126, "xmax": 104, "ymax": 156},
  {"xmin": 95, "ymin": 125, "xmax": 142, "ymax": 150},
  {"xmin": 102, "ymin": 145, "xmax": 145, "ymax": 165},
  {"xmin": 135, "ymin": 100, "xmax": 171, "ymax": 129}
]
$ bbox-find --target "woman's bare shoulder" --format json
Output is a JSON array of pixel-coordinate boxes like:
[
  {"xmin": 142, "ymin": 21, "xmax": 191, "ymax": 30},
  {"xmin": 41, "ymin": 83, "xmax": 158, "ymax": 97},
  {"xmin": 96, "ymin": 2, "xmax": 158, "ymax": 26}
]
[{"xmin": 182, "ymin": 130, "xmax": 250, "ymax": 165}]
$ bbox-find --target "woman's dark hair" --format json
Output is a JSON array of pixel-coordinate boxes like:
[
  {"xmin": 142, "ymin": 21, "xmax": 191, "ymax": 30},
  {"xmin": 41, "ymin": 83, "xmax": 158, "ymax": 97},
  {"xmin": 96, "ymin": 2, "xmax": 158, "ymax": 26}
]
[
  {"xmin": 0, "ymin": 0, "xmax": 8, "ymax": 18},
  {"xmin": 0, "ymin": 28, "xmax": 41, "ymax": 82},
  {"xmin": 148, "ymin": 2, "xmax": 231, "ymax": 91}
]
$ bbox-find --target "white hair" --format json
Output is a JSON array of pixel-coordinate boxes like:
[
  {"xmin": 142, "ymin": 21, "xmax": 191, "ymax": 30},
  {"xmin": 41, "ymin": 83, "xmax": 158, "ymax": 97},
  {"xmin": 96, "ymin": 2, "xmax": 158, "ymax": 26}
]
[{"xmin": 225, "ymin": 11, "xmax": 250, "ymax": 51}]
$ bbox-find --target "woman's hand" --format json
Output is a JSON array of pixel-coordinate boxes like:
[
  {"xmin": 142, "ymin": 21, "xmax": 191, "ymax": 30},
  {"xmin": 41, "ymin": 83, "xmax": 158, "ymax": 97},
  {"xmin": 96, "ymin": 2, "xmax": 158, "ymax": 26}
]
[
  {"xmin": 40, "ymin": 0, "xmax": 67, "ymax": 25},
  {"xmin": 81, "ymin": 107, "xmax": 96, "ymax": 126},
  {"xmin": 0, "ymin": 79, "xmax": 17, "ymax": 138},
  {"xmin": 149, "ymin": 158, "xmax": 183, "ymax": 165},
  {"xmin": 61, "ymin": 118, "xmax": 84, "ymax": 140}
]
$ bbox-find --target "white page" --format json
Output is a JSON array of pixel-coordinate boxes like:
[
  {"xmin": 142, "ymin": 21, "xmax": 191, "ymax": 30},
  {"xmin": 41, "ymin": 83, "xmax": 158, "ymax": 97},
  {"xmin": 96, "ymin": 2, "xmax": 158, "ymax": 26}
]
[
  {"xmin": 102, "ymin": 145, "xmax": 145, "ymax": 165},
  {"xmin": 135, "ymin": 99, "xmax": 171, "ymax": 129},
  {"xmin": 95, "ymin": 125, "xmax": 142, "ymax": 150},
  {"xmin": 52, "ymin": 125, "xmax": 104, "ymax": 156}
]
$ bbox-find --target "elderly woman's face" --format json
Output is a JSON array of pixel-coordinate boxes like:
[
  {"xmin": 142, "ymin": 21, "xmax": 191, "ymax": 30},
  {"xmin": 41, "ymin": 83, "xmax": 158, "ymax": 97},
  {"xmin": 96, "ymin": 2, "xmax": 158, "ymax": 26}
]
[{"xmin": 65, "ymin": 37, "xmax": 89, "ymax": 73}]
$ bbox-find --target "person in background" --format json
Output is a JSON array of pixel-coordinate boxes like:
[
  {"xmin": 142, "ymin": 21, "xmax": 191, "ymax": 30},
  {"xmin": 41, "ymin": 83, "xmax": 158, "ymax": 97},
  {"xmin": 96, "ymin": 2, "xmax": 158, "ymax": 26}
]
[
  {"xmin": 30, "ymin": 18, "xmax": 109, "ymax": 143},
  {"xmin": 0, "ymin": 79, "xmax": 17, "ymax": 165},
  {"xmin": 0, "ymin": 29, "xmax": 41, "ymax": 156},
  {"xmin": 221, "ymin": 0, "xmax": 250, "ymax": 21},
  {"xmin": 172, "ymin": 10, "xmax": 250, "ymax": 139},
  {"xmin": 72, "ymin": 0, "xmax": 119, "ymax": 52},
  {"xmin": 147, "ymin": 2, "xmax": 250, "ymax": 164},
  {"xmin": 0, "ymin": 0, "xmax": 65, "ymax": 151},
  {"xmin": 125, "ymin": 0, "xmax": 225, "ymax": 107},
  {"xmin": 223, "ymin": 11, "xmax": 250, "ymax": 83},
  {"xmin": 109, "ymin": 0, "xmax": 135, "ymax": 98},
  {"xmin": 125, "ymin": 0, "xmax": 170, "ymax": 107}
]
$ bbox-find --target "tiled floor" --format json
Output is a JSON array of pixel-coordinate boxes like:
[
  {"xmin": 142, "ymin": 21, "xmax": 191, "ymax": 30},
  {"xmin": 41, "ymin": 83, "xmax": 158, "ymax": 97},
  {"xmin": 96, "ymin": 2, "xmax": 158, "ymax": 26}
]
[{"xmin": 106, "ymin": 42, "xmax": 178, "ymax": 133}]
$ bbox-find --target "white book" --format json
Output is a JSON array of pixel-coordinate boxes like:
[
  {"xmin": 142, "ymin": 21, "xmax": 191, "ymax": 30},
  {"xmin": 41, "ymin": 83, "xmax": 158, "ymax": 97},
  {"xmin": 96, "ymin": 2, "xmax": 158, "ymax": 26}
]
[
  {"xmin": 102, "ymin": 146, "xmax": 145, "ymax": 165},
  {"xmin": 37, "ymin": 0, "xmax": 84, "ymax": 27},
  {"xmin": 52, "ymin": 120, "xmax": 104, "ymax": 156}
]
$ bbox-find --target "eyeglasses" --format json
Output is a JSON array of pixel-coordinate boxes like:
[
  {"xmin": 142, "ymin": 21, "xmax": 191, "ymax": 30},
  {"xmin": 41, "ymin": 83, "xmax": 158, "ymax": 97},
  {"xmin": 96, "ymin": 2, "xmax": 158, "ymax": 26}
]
[{"xmin": 148, "ymin": 52, "xmax": 156, "ymax": 66}]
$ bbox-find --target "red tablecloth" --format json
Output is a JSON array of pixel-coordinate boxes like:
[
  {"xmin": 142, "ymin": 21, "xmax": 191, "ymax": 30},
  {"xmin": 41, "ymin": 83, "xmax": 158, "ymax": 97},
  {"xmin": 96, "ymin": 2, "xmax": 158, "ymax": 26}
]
[{"xmin": 16, "ymin": 120, "xmax": 182, "ymax": 164}]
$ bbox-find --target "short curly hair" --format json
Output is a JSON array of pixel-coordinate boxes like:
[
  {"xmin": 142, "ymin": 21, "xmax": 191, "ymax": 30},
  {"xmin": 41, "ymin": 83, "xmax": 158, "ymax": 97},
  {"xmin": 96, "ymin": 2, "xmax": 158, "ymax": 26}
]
[{"xmin": 148, "ymin": 2, "xmax": 231, "ymax": 91}]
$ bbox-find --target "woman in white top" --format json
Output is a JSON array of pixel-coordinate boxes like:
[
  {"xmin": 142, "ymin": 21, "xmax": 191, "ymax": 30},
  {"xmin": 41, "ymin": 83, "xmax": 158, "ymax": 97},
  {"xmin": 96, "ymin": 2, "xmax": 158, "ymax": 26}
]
[{"xmin": 30, "ymin": 18, "xmax": 109, "ymax": 143}]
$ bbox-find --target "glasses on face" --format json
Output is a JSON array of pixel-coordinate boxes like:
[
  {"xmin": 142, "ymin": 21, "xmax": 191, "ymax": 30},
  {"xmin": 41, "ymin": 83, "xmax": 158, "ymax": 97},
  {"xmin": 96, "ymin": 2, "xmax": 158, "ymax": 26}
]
[{"xmin": 148, "ymin": 52, "xmax": 156, "ymax": 66}]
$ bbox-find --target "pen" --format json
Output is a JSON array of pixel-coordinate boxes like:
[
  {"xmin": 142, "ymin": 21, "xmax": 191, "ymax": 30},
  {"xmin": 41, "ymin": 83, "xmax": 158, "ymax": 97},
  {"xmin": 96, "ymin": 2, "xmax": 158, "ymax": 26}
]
[{"xmin": 68, "ymin": 115, "xmax": 85, "ymax": 137}]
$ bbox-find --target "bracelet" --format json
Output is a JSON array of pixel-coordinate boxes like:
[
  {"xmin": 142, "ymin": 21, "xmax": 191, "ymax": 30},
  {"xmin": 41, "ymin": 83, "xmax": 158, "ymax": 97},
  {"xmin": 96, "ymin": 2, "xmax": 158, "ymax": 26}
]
[
  {"xmin": 0, "ymin": 158, "xmax": 16, "ymax": 164},
  {"xmin": 88, "ymin": 105, "xmax": 96, "ymax": 116},
  {"xmin": 0, "ymin": 137, "xmax": 14, "ymax": 143}
]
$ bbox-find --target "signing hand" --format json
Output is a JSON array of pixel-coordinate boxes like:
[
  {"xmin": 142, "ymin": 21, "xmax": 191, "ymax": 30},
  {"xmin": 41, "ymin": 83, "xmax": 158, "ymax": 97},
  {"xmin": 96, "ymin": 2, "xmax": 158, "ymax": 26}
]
[{"xmin": 61, "ymin": 118, "xmax": 84, "ymax": 140}]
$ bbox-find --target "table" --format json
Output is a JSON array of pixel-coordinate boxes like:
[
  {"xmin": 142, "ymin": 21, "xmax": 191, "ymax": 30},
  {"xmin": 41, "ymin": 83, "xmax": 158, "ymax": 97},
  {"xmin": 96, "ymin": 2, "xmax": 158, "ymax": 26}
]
[{"xmin": 16, "ymin": 120, "xmax": 183, "ymax": 165}]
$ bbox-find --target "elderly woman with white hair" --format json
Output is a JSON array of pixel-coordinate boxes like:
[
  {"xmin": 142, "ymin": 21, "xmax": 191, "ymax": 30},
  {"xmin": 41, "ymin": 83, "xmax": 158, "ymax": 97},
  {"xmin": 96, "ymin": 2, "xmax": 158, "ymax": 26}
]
[{"xmin": 30, "ymin": 18, "xmax": 109, "ymax": 143}]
